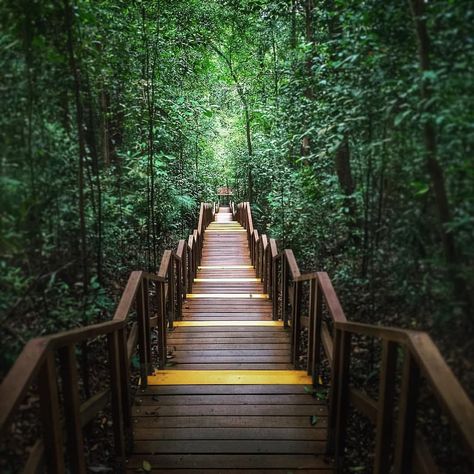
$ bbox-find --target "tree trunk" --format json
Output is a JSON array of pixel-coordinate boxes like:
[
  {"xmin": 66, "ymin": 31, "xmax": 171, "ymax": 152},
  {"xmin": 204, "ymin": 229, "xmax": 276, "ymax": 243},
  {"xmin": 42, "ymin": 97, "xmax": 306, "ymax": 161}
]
[
  {"xmin": 210, "ymin": 44, "xmax": 253, "ymax": 201},
  {"xmin": 301, "ymin": 0, "xmax": 314, "ymax": 158},
  {"xmin": 408, "ymin": 0, "xmax": 469, "ymax": 307},
  {"xmin": 64, "ymin": 0, "xmax": 88, "ymax": 292}
]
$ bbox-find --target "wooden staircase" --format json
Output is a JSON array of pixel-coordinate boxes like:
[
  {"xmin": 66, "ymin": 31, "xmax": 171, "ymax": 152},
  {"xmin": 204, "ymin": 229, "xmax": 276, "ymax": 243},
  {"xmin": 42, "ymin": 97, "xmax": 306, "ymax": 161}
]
[
  {"xmin": 129, "ymin": 207, "xmax": 333, "ymax": 472},
  {"xmin": 0, "ymin": 202, "xmax": 472, "ymax": 474}
]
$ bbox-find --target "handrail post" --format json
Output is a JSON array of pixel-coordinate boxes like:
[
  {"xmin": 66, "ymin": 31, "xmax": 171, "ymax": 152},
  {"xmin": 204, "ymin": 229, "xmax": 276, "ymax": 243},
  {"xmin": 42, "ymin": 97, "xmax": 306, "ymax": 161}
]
[
  {"xmin": 327, "ymin": 329, "xmax": 351, "ymax": 469},
  {"xmin": 182, "ymin": 244, "xmax": 188, "ymax": 297},
  {"xmin": 281, "ymin": 254, "xmax": 289, "ymax": 327},
  {"xmin": 374, "ymin": 340, "xmax": 398, "ymax": 474},
  {"xmin": 118, "ymin": 326, "xmax": 133, "ymax": 450},
  {"xmin": 291, "ymin": 280, "xmax": 302, "ymax": 367},
  {"xmin": 177, "ymin": 254, "xmax": 183, "ymax": 320},
  {"xmin": 39, "ymin": 352, "xmax": 65, "ymax": 474},
  {"xmin": 108, "ymin": 331, "xmax": 126, "ymax": 466},
  {"xmin": 327, "ymin": 328, "xmax": 341, "ymax": 454},
  {"xmin": 136, "ymin": 279, "xmax": 149, "ymax": 387},
  {"xmin": 59, "ymin": 345, "xmax": 86, "ymax": 474},
  {"xmin": 394, "ymin": 351, "xmax": 420, "ymax": 473},
  {"xmin": 157, "ymin": 281, "xmax": 167, "ymax": 369},
  {"xmin": 334, "ymin": 330, "xmax": 351, "ymax": 471},
  {"xmin": 272, "ymin": 255, "xmax": 278, "ymax": 320},
  {"xmin": 169, "ymin": 255, "xmax": 175, "ymax": 329},
  {"xmin": 187, "ymin": 237, "xmax": 194, "ymax": 293},
  {"xmin": 263, "ymin": 242, "xmax": 268, "ymax": 293},
  {"xmin": 311, "ymin": 278, "xmax": 323, "ymax": 384}
]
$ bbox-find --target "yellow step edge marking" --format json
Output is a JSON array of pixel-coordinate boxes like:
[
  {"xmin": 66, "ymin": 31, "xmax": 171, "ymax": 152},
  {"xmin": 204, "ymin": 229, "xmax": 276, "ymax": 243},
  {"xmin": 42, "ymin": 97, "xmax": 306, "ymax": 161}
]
[
  {"xmin": 207, "ymin": 228, "xmax": 243, "ymax": 231},
  {"xmin": 194, "ymin": 278, "xmax": 260, "ymax": 282},
  {"xmin": 198, "ymin": 265, "xmax": 254, "ymax": 269},
  {"xmin": 173, "ymin": 321, "xmax": 283, "ymax": 327},
  {"xmin": 148, "ymin": 370, "xmax": 313, "ymax": 385},
  {"xmin": 186, "ymin": 293, "xmax": 269, "ymax": 299}
]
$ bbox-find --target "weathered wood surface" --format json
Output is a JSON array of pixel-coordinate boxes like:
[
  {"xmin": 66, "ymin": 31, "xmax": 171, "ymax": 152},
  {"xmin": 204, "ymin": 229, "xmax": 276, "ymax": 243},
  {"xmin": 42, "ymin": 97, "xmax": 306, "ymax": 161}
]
[{"xmin": 129, "ymin": 207, "xmax": 333, "ymax": 472}]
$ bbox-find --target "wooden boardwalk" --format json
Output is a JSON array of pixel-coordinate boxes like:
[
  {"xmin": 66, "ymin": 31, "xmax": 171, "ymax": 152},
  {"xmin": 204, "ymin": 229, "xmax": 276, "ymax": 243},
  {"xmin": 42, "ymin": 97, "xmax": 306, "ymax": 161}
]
[{"xmin": 128, "ymin": 208, "xmax": 333, "ymax": 472}]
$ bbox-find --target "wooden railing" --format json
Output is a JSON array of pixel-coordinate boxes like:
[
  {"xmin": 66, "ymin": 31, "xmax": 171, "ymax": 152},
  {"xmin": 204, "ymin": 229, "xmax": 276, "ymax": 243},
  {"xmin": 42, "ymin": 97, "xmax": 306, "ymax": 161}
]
[
  {"xmin": 0, "ymin": 202, "xmax": 214, "ymax": 473},
  {"xmin": 235, "ymin": 201, "xmax": 474, "ymax": 474}
]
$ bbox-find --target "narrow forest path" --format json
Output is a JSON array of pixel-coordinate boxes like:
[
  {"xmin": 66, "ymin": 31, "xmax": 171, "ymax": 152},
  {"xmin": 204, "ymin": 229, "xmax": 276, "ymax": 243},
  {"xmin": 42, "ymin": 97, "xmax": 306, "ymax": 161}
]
[{"xmin": 128, "ymin": 207, "xmax": 334, "ymax": 472}]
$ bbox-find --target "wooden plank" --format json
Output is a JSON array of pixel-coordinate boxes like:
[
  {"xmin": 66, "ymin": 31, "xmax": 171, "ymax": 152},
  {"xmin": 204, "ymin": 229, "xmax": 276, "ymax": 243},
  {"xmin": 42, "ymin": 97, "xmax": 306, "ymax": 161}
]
[
  {"xmin": 132, "ymin": 439, "xmax": 326, "ymax": 454},
  {"xmin": 125, "ymin": 454, "xmax": 333, "ymax": 469},
  {"xmin": 138, "ymin": 394, "xmax": 323, "ymax": 405},
  {"xmin": 160, "ymin": 364, "xmax": 295, "ymax": 370},
  {"xmin": 169, "ymin": 356, "xmax": 291, "ymax": 364},
  {"xmin": 170, "ymin": 350, "xmax": 291, "ymax": 356},
  {"xmin": 133, "ymin": 415, "xmax": 328, "ymax": 429},
  {"xmin": 138, "ymin": 385, "xmax": 313, "ymax": 395},
  {"xmin": 133, "ymin": 405, "xmax": 327, "ymax": 417},
  {"xmin": 126, "ymin": 469, "xmax": 333, "ymax": 474},
  {"xmin": 168, "ymin": 344, "xmax": 291, "ymax": 350},
  {"xmin": 167, "ymin": 338, "xmax": 291, "ymax": 345},
  {"xmin": 134, "ymin": 427, "xmax": 327, "ymax": 440},
  {"xmin": 168, "ymin": 331, "xmax": 289, "ymax": 337}
]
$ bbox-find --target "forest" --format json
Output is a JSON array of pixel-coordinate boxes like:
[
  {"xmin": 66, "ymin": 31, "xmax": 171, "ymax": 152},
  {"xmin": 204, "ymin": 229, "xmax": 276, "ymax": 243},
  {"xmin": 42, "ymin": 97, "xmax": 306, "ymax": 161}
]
[{"xmin": 0, "ymin": 0, "xmax": 473, "ymax": 471}]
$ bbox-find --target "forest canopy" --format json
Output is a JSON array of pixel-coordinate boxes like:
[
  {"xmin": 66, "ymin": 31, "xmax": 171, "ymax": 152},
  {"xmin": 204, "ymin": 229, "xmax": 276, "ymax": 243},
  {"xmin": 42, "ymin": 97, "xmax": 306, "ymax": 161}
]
[{"xmin": 1, "ymin": 0, "xmax": 473, "ymax": 394}]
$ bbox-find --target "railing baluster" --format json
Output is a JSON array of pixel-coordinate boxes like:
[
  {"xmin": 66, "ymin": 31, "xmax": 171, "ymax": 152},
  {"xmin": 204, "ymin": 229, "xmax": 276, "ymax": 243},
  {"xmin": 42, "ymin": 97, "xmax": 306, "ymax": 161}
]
[
  {"xmin": 169, "ymin": 255, "xmax": 175, "ymax": 329},
  {"xmin": 281, "ymin": 254, "xmax": 288, "ymax": 327},
  {"xmin": 394, "ymin": 351, "xmax": 420, "ymax": 474},
  {"xmin": 118, "ymin": 327, "xmax": 133, "ymax": 451},
  {"xmin": 334, "ymin": 330, "xmax": 352, "ymax": 471},
  {"xmin": 327, "ymin": 328, "xmax": 341, "ymax": 454},
  {"xmin": 143, "ymin": 278, "xmax": 152, "ymax": 370},
  {"xmin": 187, "ymin": 237, "xmax": 193, "ymax": 293},
  {"xmin": 136, "ymin": 279, "xmax": 149, "ymax": 387},
  {"xmin": 38, "ymin": 352, "xmax": 65, "ymax": 473},
  {"xmin": 157, "ymin": 281, "xmax": 167, "ymax": 369},
  {"xmin": 291, "ymin": 280, "xmax": 302, "ymax": 367},
  {"xmin": 307, "ymin": 278, "xmax": 315, "ymax": 377},
  {"xmin": 374, "ymin": 340, "xmax": 398, "ymax": 474},
  {"xmin": 263, "ymin": 242, "xmax": 268, "ymax": 294},
  {"xmin": 272, "ymin": 254, "xmax": 278, "ymax": 320},
  {"xmin": 59, "ymin": 345, "xmax": 86, "ymax": 474},
  {"xmin": 182, "ymin": 245, "xmax": 188, "ymax": 298},
  {"xmin": 107, "ymin": 331, "xmax": 126, "ymax": 465},
  {"xmin": 177, "ymin": 255, "xmax": 183, "ymax": 320}
]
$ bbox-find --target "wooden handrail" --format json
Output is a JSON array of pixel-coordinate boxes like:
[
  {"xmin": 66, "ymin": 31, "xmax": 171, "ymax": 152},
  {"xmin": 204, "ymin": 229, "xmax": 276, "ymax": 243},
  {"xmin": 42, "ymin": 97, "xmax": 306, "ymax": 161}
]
[
  {"xmin": 236, "ymin": 201, "xmax": 474, "ymax": 474},
  {"xmin": 0, "ymin": 202, "xmax": 215, "ymax": 473}
]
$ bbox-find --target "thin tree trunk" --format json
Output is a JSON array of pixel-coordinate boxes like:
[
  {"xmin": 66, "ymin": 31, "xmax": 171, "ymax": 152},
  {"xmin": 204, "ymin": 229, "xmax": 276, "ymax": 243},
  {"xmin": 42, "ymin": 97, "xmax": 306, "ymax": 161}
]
[
  {"xmin": 64, "ymin": 0, "xmax": 88, "ymax": 292},
  {"xmin": 290, "ymin": 0, "xmax": 297, "ymax": 50},
  {"xmin": 210, "ymin": 44, "xmax": 253, "ymax": 201},
  {"xmin": 301, "ymin": 0, "xmax": 314, "ymax": 157}
]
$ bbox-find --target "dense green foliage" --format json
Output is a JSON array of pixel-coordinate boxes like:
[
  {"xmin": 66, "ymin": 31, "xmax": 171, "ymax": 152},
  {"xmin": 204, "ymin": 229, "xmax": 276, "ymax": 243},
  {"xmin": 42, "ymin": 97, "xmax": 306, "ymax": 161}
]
[{"xmin": 1, "ymin": 0, "xmax": 473, "ymax": 390}]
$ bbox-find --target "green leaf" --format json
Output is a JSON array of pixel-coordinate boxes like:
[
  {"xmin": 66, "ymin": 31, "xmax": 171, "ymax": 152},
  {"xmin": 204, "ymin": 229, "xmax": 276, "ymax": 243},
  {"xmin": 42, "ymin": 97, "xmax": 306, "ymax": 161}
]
[
  {"xmin": 142, "ymin": 460, "xmax": 152, "ymax": 472},
  {"xmin": 394, "ymin": 110, "xmax": 411, "ymax": 127},
  {"xmin": 310, "ymin": 415, "xmax": 319, "ymax": 426}
]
